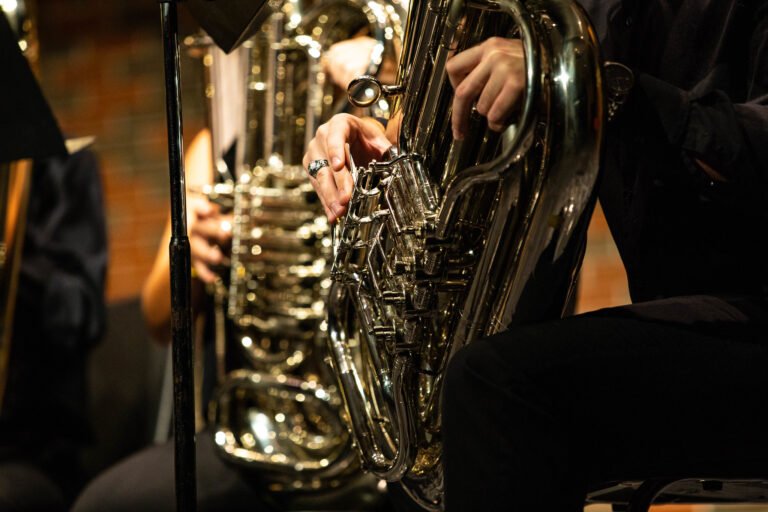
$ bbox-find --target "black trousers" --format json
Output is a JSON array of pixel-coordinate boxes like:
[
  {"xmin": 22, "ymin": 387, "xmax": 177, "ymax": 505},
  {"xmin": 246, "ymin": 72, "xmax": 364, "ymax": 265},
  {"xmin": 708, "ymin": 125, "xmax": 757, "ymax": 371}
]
[
  {"xmin": 72, "ymin": 427, "xmax": 392, "ymax": 512},
  {"xmin": 0, "ymin": 463, "xmax": 67, "ymax": 512},
  {"xmin": 443, "ymin": 294, "xmax": 768, "ymax": 511}
]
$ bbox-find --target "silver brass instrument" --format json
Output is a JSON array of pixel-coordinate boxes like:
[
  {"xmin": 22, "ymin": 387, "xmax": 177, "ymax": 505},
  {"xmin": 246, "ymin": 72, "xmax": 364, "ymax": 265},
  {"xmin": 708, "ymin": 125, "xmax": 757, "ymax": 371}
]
[
  {"xmin": 328, "ymin": 0, "xmax": 604, "ymax": 508},
  {"xmin": 192, "ymin": 0, "xmax": 406, "ymax": 492}
]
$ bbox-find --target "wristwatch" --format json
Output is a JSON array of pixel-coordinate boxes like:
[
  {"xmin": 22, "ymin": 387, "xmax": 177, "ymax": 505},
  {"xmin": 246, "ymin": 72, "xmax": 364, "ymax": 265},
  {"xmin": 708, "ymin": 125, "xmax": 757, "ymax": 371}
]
[{"xmin": 604, "ymin": 61, "xmax": 635, "ymax": 121}]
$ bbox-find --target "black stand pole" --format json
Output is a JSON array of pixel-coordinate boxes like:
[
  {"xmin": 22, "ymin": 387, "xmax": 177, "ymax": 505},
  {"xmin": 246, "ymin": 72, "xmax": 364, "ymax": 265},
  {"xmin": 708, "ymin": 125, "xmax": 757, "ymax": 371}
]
[{"xmin": 159, "ymin": 2, "xmax": 197, "ymax": 511}]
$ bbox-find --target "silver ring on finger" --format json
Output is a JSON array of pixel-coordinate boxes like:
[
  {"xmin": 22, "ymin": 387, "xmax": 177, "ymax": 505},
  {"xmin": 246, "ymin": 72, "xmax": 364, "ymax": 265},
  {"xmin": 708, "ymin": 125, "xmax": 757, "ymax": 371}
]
[{"xmin": 307, "ymin": 158, "xmax": 330, "ymax": 179}]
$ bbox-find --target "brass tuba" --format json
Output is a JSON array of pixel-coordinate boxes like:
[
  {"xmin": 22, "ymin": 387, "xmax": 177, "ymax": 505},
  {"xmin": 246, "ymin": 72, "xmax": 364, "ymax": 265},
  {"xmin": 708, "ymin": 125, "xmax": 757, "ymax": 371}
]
[
  {"xmin": 190, "ymin": 0, "xmax": 407, "ymax": 492},
  {"xmin": 327, "ymin": 0, "xmax": 604, "ymax": 509}
]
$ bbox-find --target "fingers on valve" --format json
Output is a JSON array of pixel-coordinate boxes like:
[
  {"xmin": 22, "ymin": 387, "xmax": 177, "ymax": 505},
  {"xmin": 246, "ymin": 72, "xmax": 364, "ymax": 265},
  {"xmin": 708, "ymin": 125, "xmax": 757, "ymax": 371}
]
[
  {"xmin": 190, "ymin": 236, "xmax": 223, "ymax": 265},
  {"xmin": 305, "ymin": 155, "xmax": 342, "ymax": 222},
  {"xmin": 446, "ymin": 44, "xmax": 484, "ymax": 89},
  {"xmin": 326, "ymin": 115, "xmax": 354, "ymax": 171},
  {"xmin": 452, "ymin": 60, "xmax": 492, "ymax": 140},
  {"xmin": 452, "ymin": 38, "xmax": 526, "ymax": 137},
  {"xmin": 314, "ymin": 165, "xmax": 345, "ymax": 222},
  {"xmin": 192, "ymin": 262, "xmax": 217, "ymax": 284},
  {"xmin": 191, "ymin": 217, "xmax": 227, "ymax": 245},
  {"xmin": 304, "ymin": 142, "xmax": 335, "ymax": 219},
  {"xmin": 333, "ymin": 169, "xmax": 354, "ymax": 207},
  {"xmin": 487, "ymin": 80, "xmax": 523, "ymax": 132},
  {"xmin": 189, "ymin": 237, "xmax": 221, "ymax": 284}
]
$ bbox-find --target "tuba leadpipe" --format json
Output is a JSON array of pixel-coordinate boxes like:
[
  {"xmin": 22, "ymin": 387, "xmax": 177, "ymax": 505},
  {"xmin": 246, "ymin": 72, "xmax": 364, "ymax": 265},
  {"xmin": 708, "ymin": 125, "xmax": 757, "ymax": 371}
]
[{"xmin": 327, "ymin": 0, "xmax": 604, "ymax": 508}]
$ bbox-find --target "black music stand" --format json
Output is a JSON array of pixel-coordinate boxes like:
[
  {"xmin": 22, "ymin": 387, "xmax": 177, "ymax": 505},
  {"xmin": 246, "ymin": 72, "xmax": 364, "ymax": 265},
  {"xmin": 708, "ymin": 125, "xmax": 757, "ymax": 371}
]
[
  {"xmin": 157, "ymin": 2, "xmax": 267, "ymax": 510},
  {"xmin": 0, "ymin": 14, "xmax": 66, "ymax": 164},
  {"xmin": 185, "ymin": 0, "xmax": 272, "ymax": 53}
]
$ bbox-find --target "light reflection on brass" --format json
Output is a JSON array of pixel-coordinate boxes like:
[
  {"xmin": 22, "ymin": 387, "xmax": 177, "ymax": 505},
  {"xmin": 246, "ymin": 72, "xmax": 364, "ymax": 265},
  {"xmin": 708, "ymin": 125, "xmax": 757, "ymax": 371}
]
[{"xmin": 327, "ymin": 0, "xmax": 603, "ymax": 509}]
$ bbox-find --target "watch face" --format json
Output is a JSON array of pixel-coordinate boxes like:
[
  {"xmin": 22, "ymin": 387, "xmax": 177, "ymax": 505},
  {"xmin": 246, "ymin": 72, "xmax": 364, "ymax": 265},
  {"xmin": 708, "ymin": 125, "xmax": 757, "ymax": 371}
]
[
  {"xmin": 605, "ymin": 62, "xmax": 635, "ymax": 95},
  {"xmin": 604, "ymin": 61, "xmax": 635, "ymax": 121}
]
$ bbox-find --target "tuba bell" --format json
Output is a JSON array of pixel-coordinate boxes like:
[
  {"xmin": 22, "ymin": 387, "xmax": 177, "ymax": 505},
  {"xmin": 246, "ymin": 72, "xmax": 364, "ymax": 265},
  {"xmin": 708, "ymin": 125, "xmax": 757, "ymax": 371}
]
[
  {"xmin": 188, "ymin": 0, "xmax": 407, "ymax": 492},
  {"xmin": 327, "ymin": 0, "xmax": 604, "ymax": 509}
]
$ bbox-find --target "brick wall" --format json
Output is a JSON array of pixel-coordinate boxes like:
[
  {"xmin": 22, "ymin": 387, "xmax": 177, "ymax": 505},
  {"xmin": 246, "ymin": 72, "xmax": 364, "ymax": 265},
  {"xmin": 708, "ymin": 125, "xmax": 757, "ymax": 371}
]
[
  {"xmin": 34, "ymin": 1, "xmax": 630, "ymax": 310},
  {"xmin": 577, "ymin": 204, "xmax": 631, "ymax": 313},
  {"xmin": 37, "ymin": 1, "xmax": 205, "ymax": 302}
]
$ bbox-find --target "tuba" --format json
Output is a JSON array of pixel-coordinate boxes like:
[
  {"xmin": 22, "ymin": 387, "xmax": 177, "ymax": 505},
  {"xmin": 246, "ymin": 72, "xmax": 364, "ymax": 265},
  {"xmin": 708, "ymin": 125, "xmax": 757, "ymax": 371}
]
[
  {"xmin": 328, "ymin": 0, "xmax": 604, "ymax": 509},
  {"xmin": 190, "ymin": 0, "xmax": 407, "ymax": 492}
]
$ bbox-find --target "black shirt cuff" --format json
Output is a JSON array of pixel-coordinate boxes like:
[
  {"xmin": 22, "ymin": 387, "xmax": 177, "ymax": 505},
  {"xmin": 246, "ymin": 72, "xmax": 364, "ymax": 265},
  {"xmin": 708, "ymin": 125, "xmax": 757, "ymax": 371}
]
[{"xmin": 637, "ymin": 72, "xmax": 745, "ymax": 181}]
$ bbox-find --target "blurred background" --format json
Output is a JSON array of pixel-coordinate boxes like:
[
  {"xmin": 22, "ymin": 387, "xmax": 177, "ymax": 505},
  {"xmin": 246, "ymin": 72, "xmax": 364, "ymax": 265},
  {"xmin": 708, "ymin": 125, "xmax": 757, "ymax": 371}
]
[
  {"xmin": 37, "ymin": 1, "xmax": 205, "ymax": 302},
  {"xmin": 6, "ymin": 1, "xmax": 764, "ymax": 512},
  {"xmin": 22, "ymin": 0, "xmax": 699, "ymax": 509},
  {"xmin": 29, "ymin": 0, "xmax": 631, "ymax": 494}
]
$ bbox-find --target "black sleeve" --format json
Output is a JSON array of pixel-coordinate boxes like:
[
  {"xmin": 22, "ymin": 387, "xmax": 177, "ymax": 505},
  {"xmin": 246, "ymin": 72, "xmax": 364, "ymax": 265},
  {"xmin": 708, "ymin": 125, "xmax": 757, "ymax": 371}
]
[
  {"xmin": 635, "ymin": 4, "xmax": 768, "ymax": 184},
  {"xmin": 14, "ymin": 148, "xmax": 108, "ymax": 352}
]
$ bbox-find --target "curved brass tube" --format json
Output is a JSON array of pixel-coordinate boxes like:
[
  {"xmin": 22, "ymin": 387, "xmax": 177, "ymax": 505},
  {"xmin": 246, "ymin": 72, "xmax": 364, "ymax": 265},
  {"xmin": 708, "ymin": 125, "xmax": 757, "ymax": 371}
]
[{"xmin": 328, "ymin": 0, "xmax": 604, "ymax": 508}]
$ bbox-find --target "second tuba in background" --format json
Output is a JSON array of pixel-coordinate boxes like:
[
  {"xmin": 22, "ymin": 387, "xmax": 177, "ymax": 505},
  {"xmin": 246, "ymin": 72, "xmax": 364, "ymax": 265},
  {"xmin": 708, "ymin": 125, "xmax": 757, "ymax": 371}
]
[{"xmin": 190, "ymin": 0, "xmax": 407, "ymax": 494}]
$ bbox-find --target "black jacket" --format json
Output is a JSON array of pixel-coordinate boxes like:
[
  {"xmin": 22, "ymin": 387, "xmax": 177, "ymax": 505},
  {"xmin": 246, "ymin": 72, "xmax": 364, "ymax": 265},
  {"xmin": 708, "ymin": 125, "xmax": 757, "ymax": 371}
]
[{"xmin": 580, "ymin": 0, "xmax": 768, "ymax": 301}]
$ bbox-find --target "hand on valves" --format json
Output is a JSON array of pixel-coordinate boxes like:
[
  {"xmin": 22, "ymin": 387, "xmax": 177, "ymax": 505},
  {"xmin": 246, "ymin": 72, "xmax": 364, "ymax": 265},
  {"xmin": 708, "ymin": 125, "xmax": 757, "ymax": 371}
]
[
  {"xmin": 183, "ymin": 130, "xmax": 233, "ymax": 284},
  {"xmin": 303, "ymin": 37, "xmax": 526, "ymax": 222},
  {"xmin": 446, "ymin": 37, "xmax": 525, "ymax": 140},
  {"xmin": 302, "ymin": 114, "xmax": 392, "ymax": 223},
  {"xmin": 142, "ymin": 130, "xmax": 232, "ymax": 342},
  {"xmin": 188, "ymin": 200, "xmax": 232, "ymax": 284}
]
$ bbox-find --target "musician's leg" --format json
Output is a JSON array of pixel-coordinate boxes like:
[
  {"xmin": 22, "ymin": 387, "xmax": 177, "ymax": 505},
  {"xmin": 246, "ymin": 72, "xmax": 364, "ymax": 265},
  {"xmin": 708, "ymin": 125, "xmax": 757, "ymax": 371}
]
[
  {"xmin": 72, "ymin": 428, "xmax": 276, "ymax": 512},
  {"xmin": 443, "ymin": 295, "xmax": 768, "ymax": 511}
]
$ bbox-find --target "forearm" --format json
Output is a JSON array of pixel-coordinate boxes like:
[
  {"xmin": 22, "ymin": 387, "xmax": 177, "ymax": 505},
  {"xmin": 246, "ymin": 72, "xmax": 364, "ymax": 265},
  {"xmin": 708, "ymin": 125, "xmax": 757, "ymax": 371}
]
[
  {"xmin": 140, "ymin": 226, "xmax": 173, "ymax": 344},
  {"xmin": 142, "ymin": 129, "xmax": 215, "ymax": 344},
  {"xmin": 141, "ymin": 221, "xmax": 206, "ymax": 344},
  {"xmin": 640, "ymin": 72, "xmax": 767, "ymax": 182},
  {"xmin": 633, "ymin": 7, "xmax": 768, "ymax": 184}
]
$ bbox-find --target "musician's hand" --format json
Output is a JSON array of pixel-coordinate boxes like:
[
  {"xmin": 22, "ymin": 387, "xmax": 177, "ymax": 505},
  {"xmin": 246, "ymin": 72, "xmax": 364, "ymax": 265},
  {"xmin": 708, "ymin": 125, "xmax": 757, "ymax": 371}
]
[
  {"xmin": 323, "ymin": 36, "xmax": 379, "ymax": 90},
  {"xmin": 189, "ymin": 201, "xmax": 232, "ymax": 283},
  {"xmin": 446, "ymin": 37, "xmax": 525, "ymax": 140},
  {"xmin": 303, "ymin": 113, "xmax": 391, "ymax": 222}
]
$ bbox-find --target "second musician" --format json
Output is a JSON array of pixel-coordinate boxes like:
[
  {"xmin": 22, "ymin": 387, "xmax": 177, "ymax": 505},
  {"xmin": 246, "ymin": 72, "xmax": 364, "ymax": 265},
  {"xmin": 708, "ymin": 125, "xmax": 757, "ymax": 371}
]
[{"xmin": 73, "ymin": 0, "xmax": 405, "ymax": 509}]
